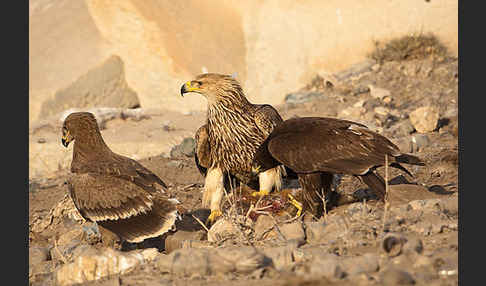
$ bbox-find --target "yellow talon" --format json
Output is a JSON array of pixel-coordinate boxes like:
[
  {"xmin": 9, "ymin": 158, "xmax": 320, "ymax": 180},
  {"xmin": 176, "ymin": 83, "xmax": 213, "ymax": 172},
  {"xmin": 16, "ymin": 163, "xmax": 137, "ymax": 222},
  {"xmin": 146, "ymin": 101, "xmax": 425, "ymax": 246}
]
[
  {"xmin": 206, "ymin": 210, "xmax": 222, "ymax": 225},
  {"xmin": 287, "ymin": 194, "xmax": 303, "ymax": 217},
  {"xmin": 251, "ymin": 190, "xmax": 270, "ymax": 197}
]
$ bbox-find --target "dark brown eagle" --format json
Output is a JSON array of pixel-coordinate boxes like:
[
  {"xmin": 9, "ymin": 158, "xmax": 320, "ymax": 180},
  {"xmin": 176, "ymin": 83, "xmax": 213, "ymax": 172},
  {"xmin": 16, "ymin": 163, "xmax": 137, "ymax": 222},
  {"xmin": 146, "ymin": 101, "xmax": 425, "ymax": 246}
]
[
  {"xmin": 61, "ymin": 112, "xmax": 178, "ymax": 243},
  {"xmin": 251, "ymin": 116, "xmax": 425, "ymax": 217},
  {"xmin": 181, "ymin": 73, "xmax": 285, "ymax": 223}
]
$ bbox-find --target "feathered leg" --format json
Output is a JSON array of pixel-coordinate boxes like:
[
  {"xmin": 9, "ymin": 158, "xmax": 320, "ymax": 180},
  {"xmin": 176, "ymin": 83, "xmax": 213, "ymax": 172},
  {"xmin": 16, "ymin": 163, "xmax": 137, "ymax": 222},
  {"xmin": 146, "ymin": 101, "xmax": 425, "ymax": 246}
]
[
  {"xmin": 202, "ymin": 167, "xmax": 224, "ymax": 224},
  {"xmin": 252, "ymin": 165, "xmax": 283, "ymax": 197}
]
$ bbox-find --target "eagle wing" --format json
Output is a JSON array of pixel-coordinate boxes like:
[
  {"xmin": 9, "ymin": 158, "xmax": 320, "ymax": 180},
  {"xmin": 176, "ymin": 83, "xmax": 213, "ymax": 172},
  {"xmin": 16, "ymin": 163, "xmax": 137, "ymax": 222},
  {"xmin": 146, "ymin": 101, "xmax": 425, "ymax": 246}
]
[
  {"xmin": 253, "ymin": 104, "xmax": 284, "ymax": 137},
  {"xmin": 67, "ymin": 172, "xmax": 157, "ymax": 222},
  {"xmin": 194, "ymin": 124, "xmax": 212, "ymax": 176},
  {"xmin": 73, "ymin": 154, "xmax": 167, "ymax": 192},
  {"xmin": 266, "ymin": 117, "xmax": 401, "ymax": 175}
]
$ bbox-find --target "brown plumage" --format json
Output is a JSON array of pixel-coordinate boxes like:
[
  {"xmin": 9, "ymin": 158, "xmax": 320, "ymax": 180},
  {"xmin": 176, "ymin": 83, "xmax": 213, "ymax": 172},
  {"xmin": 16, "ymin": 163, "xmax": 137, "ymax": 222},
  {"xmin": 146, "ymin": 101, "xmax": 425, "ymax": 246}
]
[
  {"xmin": 62, "ymin": 112, "xmax": 177, "ymax": 243},
  {"xmin": 181, "ymin": 73, "xmax": 284, "ymax": 222},
  {"xmin": 252, "ymin": 116, "xmax": 425, "ymax": 217}
]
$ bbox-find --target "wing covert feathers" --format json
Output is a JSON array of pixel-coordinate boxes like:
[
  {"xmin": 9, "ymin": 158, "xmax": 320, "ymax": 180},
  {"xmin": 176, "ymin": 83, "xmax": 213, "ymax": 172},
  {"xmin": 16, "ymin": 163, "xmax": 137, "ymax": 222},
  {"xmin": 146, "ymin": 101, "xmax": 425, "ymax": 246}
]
[{"xmin": 68, "ymin": 173, "xmax": 177, "ymax": 242}]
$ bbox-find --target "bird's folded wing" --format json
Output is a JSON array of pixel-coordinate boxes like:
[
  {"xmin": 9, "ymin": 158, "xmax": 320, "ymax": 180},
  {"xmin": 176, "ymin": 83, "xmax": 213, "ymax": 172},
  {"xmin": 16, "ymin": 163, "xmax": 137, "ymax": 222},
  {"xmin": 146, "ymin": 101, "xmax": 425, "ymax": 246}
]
[
  {"xmin": 254, "ymin": 105, "xmax": 284, "ymax": 137},
  {"xmin": 67, "ymin": 173, "xmax": 156, "ymax": 222},
  {"xmin": 267, "ymin": 121, "xmax": 400, "ymax": 175},
  {"xmin": 194, "ymin": 124, "xmax": 211, "ymax": 176},
  {"xmin": 78, "ymin": 157, "xmax": 167, "ymax": 192}
]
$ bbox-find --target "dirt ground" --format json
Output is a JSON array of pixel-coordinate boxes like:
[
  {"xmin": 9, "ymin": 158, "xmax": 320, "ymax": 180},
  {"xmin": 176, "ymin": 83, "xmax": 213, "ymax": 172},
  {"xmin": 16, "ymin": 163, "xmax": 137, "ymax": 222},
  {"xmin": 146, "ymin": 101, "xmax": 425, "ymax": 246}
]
[{"xmin": 28, "ymin": 38, "xmax": 458, "ymax": 285}]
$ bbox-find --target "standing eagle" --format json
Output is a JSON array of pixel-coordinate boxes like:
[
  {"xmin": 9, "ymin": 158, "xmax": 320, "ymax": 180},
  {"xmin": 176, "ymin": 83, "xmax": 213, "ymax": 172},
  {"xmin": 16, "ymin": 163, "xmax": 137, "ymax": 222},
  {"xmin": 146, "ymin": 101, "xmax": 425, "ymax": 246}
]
[
  {"xmin": 252, "ymin": 117, "xmax": 425, "ymax": 217},
  {"xmin": 61, "ymin": 112, "xmax": 178, "ymax": 243},
  {"xmin": 181, "ymin": 73, "xmax": 284, "ymax": 223}
]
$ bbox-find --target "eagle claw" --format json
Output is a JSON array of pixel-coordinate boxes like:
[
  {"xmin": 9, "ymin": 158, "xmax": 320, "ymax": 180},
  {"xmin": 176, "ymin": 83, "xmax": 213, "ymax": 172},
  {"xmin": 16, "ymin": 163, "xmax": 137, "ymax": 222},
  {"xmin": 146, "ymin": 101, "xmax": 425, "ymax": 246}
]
[
  {"xmin": 206, "ymin": 210, "xmax": 222, "ymax": 225},
  {"xmin": 287, "ymin": 194, "xmax": 303, "ymax": 217},
  {"xmin": 251, "ymin": 190, "xmax": 270, "ymax": 197}
]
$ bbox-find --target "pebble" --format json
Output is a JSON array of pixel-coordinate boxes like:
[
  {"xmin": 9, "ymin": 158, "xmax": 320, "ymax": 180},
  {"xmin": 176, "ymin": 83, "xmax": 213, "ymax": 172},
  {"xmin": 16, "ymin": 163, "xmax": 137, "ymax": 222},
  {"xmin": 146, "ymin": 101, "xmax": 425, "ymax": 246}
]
[
  {"xmin": 254, "ymin": 215, "xmax": 277, "ymax": 241},
  {"xmin": 340, "ymin": 253, "xmax": 380, "ymax": 276},
  {"xmin": 409, "ymin": 106, "xmax": 440, "ymax": 133},
  {"xmin": 29, "ymin": 246, "xmax": 51, "ymax": 265},
  {"xmin": 411, "ymin": 134, "xmax": 430, "ymax": 152},
  {"xmin": 284, "ymin": 91, "xmax": 324, "ymax": 104},
  {"xmin": 164, "ymin": 230, "xmax": 207, "ymax": 254},
  {"xmin": 369, "ymin": 86, "xmax": 391, "ymax": 100},
  {"xmin": 278, "ymin": 221, "xmax": 305, "ymax": 242},
  {"xmin": 380, "ymin": 267, "xmax": 416, "ymax": 285},
  {"xmin": 55, "ymin": 247, "xmax": 157, "ymax": 286},
  {"xmin": 157, "ymin": 247, "xmax": 268, "ymax": 277},
  {"xmin": 207, "ymin": 217, "xmax": 239, "ymax": 243}
]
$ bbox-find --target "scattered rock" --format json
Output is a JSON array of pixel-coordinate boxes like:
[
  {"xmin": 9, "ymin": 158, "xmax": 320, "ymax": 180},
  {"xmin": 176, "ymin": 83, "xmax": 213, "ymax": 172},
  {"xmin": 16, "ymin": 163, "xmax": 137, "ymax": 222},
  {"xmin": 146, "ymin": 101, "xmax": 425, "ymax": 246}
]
[
  {"xmin": 411, "ymin": 134, "xmax": 430, "ymax": 152},
  {"xmin": 37, "ymin": 138, "xmax": 47, "ymax": 144},
  {"xmin": 254, "ymin": 214, "xmax": 277, "ymax": 241},
  {"xmin": 278, "ymin": 221, "xmax": 305, "ymax": 243},
  {"xmin": 55, "ymin": 247, "xmax": 157, "ymax": 286},
  {"xmin": 338, "ymin": 106, "xmax": 366, "ymax": 121},
  {"xmin": 157, "ymin": 247, "xmax": 268, "ymax": 277},
  {"xmin": 382, "ymin": 233, "xmax": 408, "ymax": 257},
  {"xmin": 380, "ymin": 267, "xmax": 416, "ymax": 285},
  {"xmin": 409, "ymin": 106, "xmax": 440, "ymax": 133},
  {"xmin": 29, "ymin": 246, "xmax": 51, "ymax": 265},
  {"xmin": 369, "ymin": 86, "xmax": 391, "ymax": 100},
  {"xmin": 39, "ymin": 55, "xmax": 140, "ymax": 119},
  {"xmin": 261, "ymin": 245, "xmax": 297, "ymax": 271},
  {"xmin": 340, "ymin": 253, "xmax": 380, "ymax": 276},
  {"xmin": 388, "ymin": 120, "xmax": 415, "ymax": 137},
  {"xmin": 284, "ymin": 91, "xmax": 324, "ymax": 104},
  {"xmin": 164, "ymin": 230, "xmax": 207, "ymax": 254},
  {"xmin": 170, "ymin": 137, "xmax": 196, "ymax": 158},
  {"xmin": 335, "ymin": 59, "xmax": 375, "ymax": 81},
  {"xmin": 207, "ymin": 218, "xmax": 239, "ymax": 243}
]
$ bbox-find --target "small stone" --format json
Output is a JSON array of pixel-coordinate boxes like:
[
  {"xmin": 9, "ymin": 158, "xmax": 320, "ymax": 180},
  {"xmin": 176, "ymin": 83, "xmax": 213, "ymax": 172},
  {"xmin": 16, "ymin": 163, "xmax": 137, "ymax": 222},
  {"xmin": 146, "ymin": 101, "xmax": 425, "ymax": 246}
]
[
  {"xmin": 157, "ymin": 247, "xmax": 267, "ymax": 277},
  {"xmin": 207, "ymin": 218, "xmax": 239, "ymax": 243},
  {"xmin": 55, "ymin": 247, "xmax": 151, "ymax": 286},
  {"xmin": 411, "ymin": 134, "xmax": 430, "ymax": 152},
  {"xmin": 29, "ymin": 246, "xmax": 51, "ymax": 265},
  {"xmin": 369, "ymin": 86, "xmax": 391, "ymax": 100},
  {"xmin": 164, "ymin": 230, "xmax": 206, "ymax": 254},
  {"xmin": 254, "ymin": 215, "xmax": 276, "ymax": 241},
  {"xmin": 409, "ymin": 106, "xmax": 440, "ymax": 133},
  {"xmin": 307, "ymin": 254, "xmax": 344, "ymax": 279},
  {"xmin": 284, "ymin": 91, "xmax": 324, "ymax": 104},
  {"xmin": 374, "ymin": 106, "xmax": 390, "ymax": 116},
  {"xmin": 380, "ymin": 267, "xmax": 416, "ymax": 285},
  {"xmin": 382, "ymin": 233, "xmax": 408, "ymax": 257},
  {"xmin": 261, "ymin": 245, "xmax": 296, "ymax": 271},
  {"xmin": 340, "ymin": 253, "xmax": 379, "ymax": 276},
  {"xmin": 37, "ymin": 138, "xmax": 47, "ymax": 144},
  {"xmin": 338, "ymin": 106, "xmax": 366, "ymax": 121},
  {"xmin": 279, "ymin": 221, "xmax": 305, "ymax": 242}
]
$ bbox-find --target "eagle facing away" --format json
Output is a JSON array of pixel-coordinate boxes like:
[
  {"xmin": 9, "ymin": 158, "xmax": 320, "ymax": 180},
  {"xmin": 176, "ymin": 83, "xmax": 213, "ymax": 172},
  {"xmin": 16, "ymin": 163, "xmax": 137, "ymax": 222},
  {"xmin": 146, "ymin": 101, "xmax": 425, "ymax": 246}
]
[
  {"xmin": 61, "ymin": 112, "xmax": 178, "ymax": 243},
  {"xmin": 181, "ymin": 73, "xmax": 285, "ymax": 223},
  {"xmin": 252, "ymin": 116, "xmax": 425, "ymax": 217}
]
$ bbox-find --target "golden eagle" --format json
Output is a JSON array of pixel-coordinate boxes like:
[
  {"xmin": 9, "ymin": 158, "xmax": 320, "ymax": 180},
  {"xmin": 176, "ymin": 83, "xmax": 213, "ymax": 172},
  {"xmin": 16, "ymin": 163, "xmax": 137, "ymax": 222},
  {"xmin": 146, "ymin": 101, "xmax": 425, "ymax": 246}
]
[
  {"xmin": 61, "ymin": 112, "xmax": 178, "ymax": 243},
  {"xmin": 252, "ymin": 116, "xmax": 425, "ymax": 217},
  {"xmin": 181, "ymin": 73, "xmax": 285, "ymax": 223}
]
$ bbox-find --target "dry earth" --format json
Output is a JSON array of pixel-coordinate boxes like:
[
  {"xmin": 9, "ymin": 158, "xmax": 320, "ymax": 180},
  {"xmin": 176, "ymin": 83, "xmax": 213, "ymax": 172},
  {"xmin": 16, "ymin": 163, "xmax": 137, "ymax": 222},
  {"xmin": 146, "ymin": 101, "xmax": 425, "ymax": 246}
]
[{"xmin": 29, "ymin": 41, "xmax": 458, "ymax": 285}]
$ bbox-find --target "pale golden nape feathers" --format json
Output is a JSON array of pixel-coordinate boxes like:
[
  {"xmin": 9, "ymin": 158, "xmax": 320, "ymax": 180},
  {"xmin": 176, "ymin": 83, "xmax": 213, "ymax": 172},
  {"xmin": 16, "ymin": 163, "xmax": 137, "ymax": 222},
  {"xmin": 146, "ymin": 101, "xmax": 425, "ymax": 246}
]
[{"xmin": 62, "ymin": 112, "xmax": 177, "ymax": 243}]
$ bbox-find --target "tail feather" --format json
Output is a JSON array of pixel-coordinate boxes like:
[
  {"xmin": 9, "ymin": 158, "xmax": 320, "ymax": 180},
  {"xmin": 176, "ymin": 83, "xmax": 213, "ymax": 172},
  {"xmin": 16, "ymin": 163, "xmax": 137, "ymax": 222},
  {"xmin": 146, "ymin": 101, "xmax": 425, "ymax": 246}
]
[
  {"xmin": 395, "ymin": 154, "xmax": 425, "ymax": 166},
  {"xmin": 360, "ymin": 171, "xmax": 386, "ymax": 201},
  {"xmin": 99, "ymin": 197, "xmax": 177, "ymax": 243}
]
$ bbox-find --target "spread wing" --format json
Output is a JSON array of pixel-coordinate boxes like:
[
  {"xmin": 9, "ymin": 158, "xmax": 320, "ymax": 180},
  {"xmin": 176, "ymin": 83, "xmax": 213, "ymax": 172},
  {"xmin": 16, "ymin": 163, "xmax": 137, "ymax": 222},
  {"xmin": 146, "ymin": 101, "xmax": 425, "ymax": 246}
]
[
  {"xmin": 72, "ymin": 154, "xmax": 167, "ymax": 192},
  {"xmin": 194, "ymin": 124, "xmax": 212, "ymax": 176},
  {"xmin": 253, "ymin": 104, "xmax": 284, "ymax": 137},
  {"xmin": 266, "ymin": 117, "xmax": 401, "ymax": 175},
  {"xmin": 67, "ymin": 173, "xmax": 157, "ymax": 222}
]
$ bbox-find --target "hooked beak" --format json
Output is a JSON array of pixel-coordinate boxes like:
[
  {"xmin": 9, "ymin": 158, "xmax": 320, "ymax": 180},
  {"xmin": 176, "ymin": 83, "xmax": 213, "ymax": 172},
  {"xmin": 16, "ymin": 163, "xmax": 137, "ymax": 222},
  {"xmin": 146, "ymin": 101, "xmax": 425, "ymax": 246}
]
[
  {"xmin": 180, "ymin": 81, "xmax": 200, "ymax": 96},
  {"xmin": 251, "ymin": 165, "xmax": 262, "ymax": 177},
  {"xmin": 62, "ymin": 131, "xmax": 72, "ymax": 147}
]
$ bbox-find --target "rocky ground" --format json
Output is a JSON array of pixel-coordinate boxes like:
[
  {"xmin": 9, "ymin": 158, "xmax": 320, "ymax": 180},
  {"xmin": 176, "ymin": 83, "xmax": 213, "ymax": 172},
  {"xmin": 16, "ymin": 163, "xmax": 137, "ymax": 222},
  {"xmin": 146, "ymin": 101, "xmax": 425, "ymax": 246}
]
[{"xmin": 29, "ymin": 36, "xmax": 458, "ymax": 285}]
